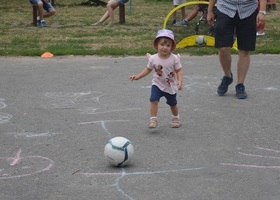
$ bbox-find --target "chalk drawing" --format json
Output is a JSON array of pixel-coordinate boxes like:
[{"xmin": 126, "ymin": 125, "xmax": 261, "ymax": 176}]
[
  {"xmin": 220, "ymin": 146, "xmax": 280, "ymax": 170},
  {"xmin": 79, "ymin": 118, "xmax": 203, "ymax": 200},
  {"xmin": 77, "ymin": 167, "xmax": 203, "ymax": 200},
  {"xmin": 80, "ymin": 108, "xmax": 141, "ymax": 115},
  {"xmin": 254, "ymin": 86, "xmax": 280, "ymax": 92},
  {"xmin": 79, "ymin": 120, "xmax": 129, "ymax": 139},
  {"xmin": 0, "ymin": 101, "xmax": 7, "ymax": 109},
  {"xmin": 0, "ymin": 149, "xmax": 54, "ymax": 180},
  {"xmin": 5, "ymin": 131, "xmax": 63, "ymax": 139},
  {"xmin": 0, "ymin": 98, "xmax": 12, "ymax": 124},
  {"xmin": 45, "ymin": 91, "xmax": 143, "ymax": 116},
  {"xmin": 45, "ymin": 91, "xmax": 104, "ymax": 109},
  {"xmin": 183, "ymin": 75, "xmax": 218, "ymax": 95},
  {"xmin": 0, "ymin": 112, "xmax": 12, "ymax": 124}
]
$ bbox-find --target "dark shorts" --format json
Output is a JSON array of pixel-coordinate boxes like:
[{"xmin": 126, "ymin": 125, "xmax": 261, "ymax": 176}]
[
  {"xmin": 214, "ymin": 9, "xmax": 258, "ymax": 51},
  {"xmin": 198, "ymin": 4, "xmax": 207, "ymax": 12},
  {"xmin": 150, "ymin": 85, "xmax": 177, "ymax": 106}
]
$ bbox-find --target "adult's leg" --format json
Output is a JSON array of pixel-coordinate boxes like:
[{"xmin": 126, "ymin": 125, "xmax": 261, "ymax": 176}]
[
  {"xmin": 42, "ymin": 1, "xmax": 56, "ymax": 18},
  {"xmin": 37, "ymin": 1, "xmax": 44, "ymax": 20},
  {"xmin": 214, "ymin": 10, "xmax": 235, "ymax": 95},
  {"xmin": 218, "ymin": 47, "xmax": 232, "ymax": 77},
  {"xmin": 185, "ymin": 5, "xmax": 200, "ymax": 21},
  {"xmin": 237, "ymin": 50, "xmax": 250, "ymax": 84},
  {"xmin": 173, "ymin": 5, "xmax": 178, "ymax": 21},
  {"xmin": 235, "ymin": 9, "xmax": 257, "ymax": 84},
  {"xmin": 180, "ymin": 7, "xmax": 186, "ymax": 19},
  {"xmin": 107, "ymin": 0, "xmax": 119, "ymax": 23}
]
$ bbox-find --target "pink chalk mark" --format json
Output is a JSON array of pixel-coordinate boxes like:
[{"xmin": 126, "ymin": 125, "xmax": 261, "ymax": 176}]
[
  {"xmin": 10, "ymin": 149, "xmax": 22, "ymax": 166},
  {"xmin": 0, "ymin": 155, "xmax": 54, "ymax": 180}
]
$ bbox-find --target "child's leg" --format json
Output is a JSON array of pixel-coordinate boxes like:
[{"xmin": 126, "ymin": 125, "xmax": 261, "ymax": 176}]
[
  {"xmin": 170, "ymin": 105, "xmax": 179, "ymax": 117},
  {"xmin": 166, "ymin": 93, "xmax": 181, "ymax": 128},
  {"xmin": 148, "ymin": 101, "xmax": 158, "ymax": 128},
  {"xmin": 148, "ymin": 85, "xmax": 162, "ymax": 128},
  {"xmin": 170, "ymin": 105, "xmax": 181, "ymax": 128},
  {"xmin": 150, "ymin": 101, "xmax": 159, "ymax": 118}
]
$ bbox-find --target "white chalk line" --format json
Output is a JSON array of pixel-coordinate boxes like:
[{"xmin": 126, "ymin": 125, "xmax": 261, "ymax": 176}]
[
  {"xmin": 78, "ymin": 167, "xmax": 204, "ymax": 176},
  {"xmin": 78, "ymin": 167, "xmax": 204, "ymax": 200},
  {"xmin": 83, "ymin": 108, "xmax": 142, "ymax": 115},
  {"xmin": 79, "ymin": 120, "xmax": 129, "ymax": 139},
  {"xmin": 220, "ymin": 146, "xmax": 280, "ymax": 170},
  {"xmin": 6, "ymin": 131, "xmax": 63, "ymax": 138}
]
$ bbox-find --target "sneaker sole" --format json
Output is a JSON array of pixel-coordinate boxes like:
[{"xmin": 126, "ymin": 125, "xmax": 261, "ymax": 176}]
[
  {"xmin": 236, "ymin": 94, "xmax": 247, "ymax": 99},
  {"xmin": 173, "ymin": 25, "xmax": 188, "ymax": 27}
]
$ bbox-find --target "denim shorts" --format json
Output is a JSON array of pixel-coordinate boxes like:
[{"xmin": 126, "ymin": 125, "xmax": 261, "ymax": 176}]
[
  {"xmin": 30, "ymin": 0, "xmax": 54, "ymax": 12},
  {"xmin": 150, "ymin": 85, "xmax": 177, "ymax": 106},
  {"xmin": 117, "ymin": 0, "xmax": 129, "ymax": 5}
]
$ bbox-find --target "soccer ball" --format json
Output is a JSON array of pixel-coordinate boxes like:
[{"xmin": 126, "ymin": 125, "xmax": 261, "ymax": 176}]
[
  {"xmin": 195, "ymin": 35, "xmax": 207, "ymax": 47},
  {"xmin": 104, "ymin": 137, "xmax": 134, "ymax": 167}
]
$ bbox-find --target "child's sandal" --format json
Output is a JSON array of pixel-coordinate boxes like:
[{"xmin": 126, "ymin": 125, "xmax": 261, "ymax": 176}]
[
  {"xmin": 148, "ymin": 118, "xmax": 157, "ymax": 128},
  {"xmin": 171, "ymin": 118, "xmax": 181, "ymax": 128}
]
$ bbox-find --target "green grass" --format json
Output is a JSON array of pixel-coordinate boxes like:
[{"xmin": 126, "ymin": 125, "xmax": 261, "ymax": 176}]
[{"xmin": 0, "ymin": 0, "xmax": 279, "ymax": 56}]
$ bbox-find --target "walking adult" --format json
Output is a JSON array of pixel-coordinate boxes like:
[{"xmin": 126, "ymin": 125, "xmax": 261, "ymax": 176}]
[{"xmin": 207, "ymin": 0, "xmax": 266, "ymax": 99}]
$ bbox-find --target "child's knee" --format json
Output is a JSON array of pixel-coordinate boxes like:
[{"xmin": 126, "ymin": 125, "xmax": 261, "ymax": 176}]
[{"xmin": 167, "ymin": 99, "xmax": 177, "ymax": 106}]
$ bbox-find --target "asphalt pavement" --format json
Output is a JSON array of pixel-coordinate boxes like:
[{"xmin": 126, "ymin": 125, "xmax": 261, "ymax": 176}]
[{"xmin": 0, "ymin": 55, "xmax": 279, "ymax": 200}]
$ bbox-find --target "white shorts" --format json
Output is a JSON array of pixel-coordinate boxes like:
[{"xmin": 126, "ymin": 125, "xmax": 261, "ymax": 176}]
[{"xmin": 173, "ymin": 0, "xmax": 186, "ymax": 6}]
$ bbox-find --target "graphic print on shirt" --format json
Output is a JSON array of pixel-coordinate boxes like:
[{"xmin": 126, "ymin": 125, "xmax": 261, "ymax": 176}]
[
  {"xmin": 154, "ymin": 64, "xmax": 163, "ymax": 77},
  {"xmin": 166, "ymin": 71, "xmax": 175, "ymax": 87}
]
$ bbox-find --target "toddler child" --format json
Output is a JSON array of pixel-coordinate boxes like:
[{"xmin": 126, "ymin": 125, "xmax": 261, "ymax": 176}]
[{"xmin": 129, "ymin": 29, "xmax": 183, "ymax": 128}]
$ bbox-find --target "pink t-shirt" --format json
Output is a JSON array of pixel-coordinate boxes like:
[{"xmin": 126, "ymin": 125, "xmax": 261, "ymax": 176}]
[{"xmin": 147, "ymin": 53, "xmax": 182, "ymax": 95}]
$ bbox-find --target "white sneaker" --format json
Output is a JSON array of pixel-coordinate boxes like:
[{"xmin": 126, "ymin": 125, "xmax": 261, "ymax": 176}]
[{"xmin": 256, "ymin": 32, "xmax": 265, "ymax": 36}]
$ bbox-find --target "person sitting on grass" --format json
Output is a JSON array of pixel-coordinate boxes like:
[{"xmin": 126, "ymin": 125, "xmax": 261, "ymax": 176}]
[
  {"xmin": 172, "ymin": 0, "xmax": 186, "ymax": 25},
  {"xmin": 92, "ymin": 0, "xmax": 129, "ymax": 26},
  {"xmin": 174, "ymin": 2, "xmax": 208, "ymax": 27},
  {"xmin": 30, "ymin": 0, "xmax": 56, "ymax": 27}
]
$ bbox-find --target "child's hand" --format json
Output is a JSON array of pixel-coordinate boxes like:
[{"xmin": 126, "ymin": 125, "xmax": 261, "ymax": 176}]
[
  {"xmin": 177, "ymin": 82, "xmax": 183, "ymax": 90},
  {"xmin": 129, "ymin": 75, "xmax": 138, "ymax": 81}
]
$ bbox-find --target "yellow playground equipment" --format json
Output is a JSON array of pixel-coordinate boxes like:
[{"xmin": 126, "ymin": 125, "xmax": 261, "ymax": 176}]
[{"xmin": 162, "ymin": 1, "xmax": 237, "ymax": 51}]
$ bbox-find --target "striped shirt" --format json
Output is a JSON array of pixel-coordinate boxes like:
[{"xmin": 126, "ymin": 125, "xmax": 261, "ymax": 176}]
[{"xmin": 217, "ymin": 0, "xmax": 258, "ymax": 19}]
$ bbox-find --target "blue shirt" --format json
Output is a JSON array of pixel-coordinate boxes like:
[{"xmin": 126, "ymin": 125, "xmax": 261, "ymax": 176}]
[{"xmin": 217, "ymin": 0, "xmax": 258, "ymax": 19}]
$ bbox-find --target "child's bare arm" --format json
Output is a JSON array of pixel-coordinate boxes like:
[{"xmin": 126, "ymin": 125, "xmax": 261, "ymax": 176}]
[
  {"xmin": 129, "ymin": 67, "xmax": 152, "ymax": 81},
  {"xmin": 175, "ymin": 68, "xmax": 183, "ymax": 90}
]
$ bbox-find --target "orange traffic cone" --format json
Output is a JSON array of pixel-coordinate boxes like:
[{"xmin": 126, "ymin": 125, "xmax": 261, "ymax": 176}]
[{"xmin": 41, "ymin": 52, "xmax": 53, "ymax": 58}]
